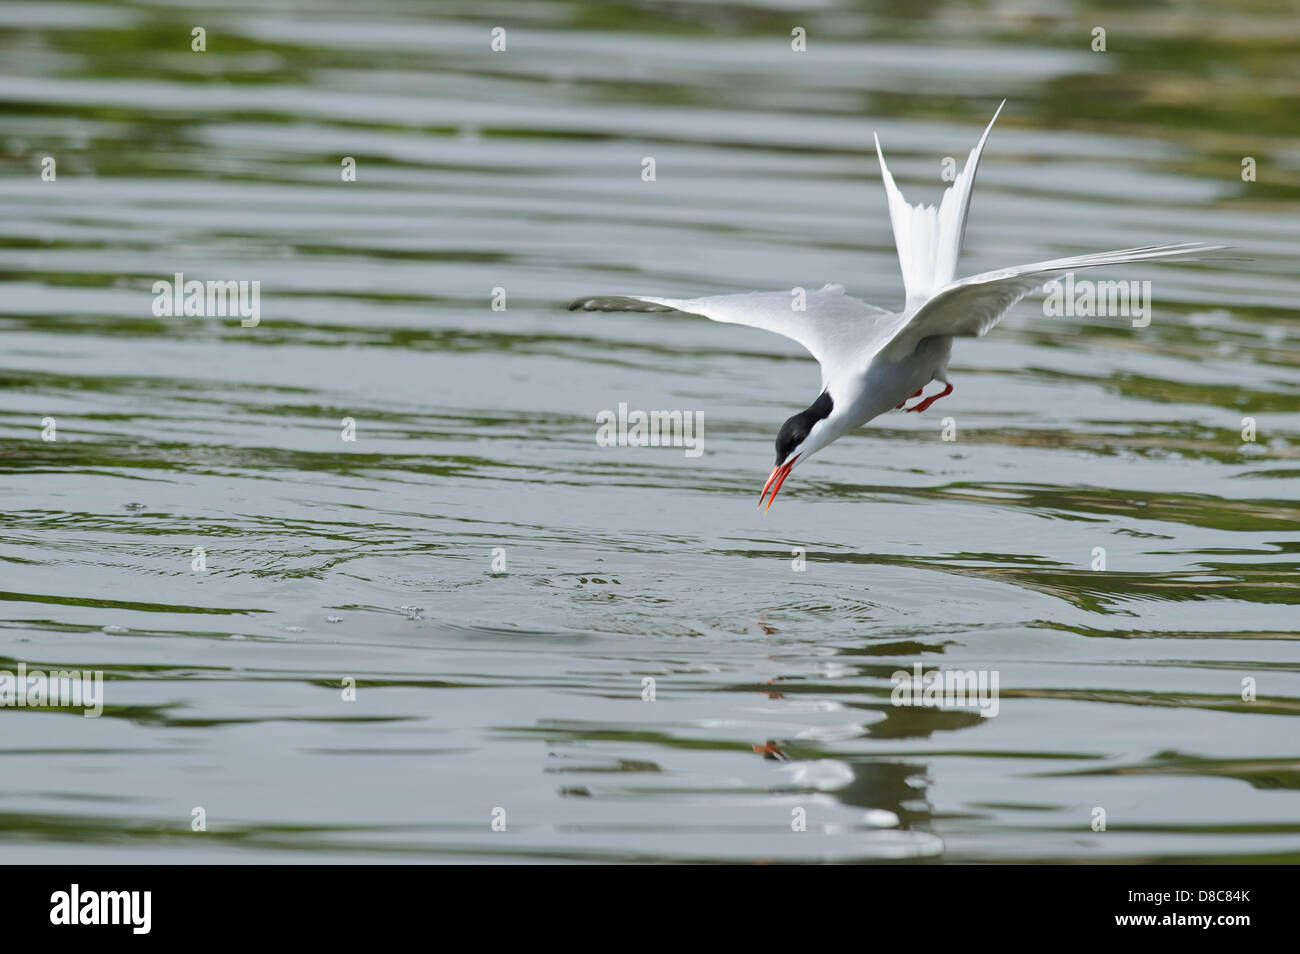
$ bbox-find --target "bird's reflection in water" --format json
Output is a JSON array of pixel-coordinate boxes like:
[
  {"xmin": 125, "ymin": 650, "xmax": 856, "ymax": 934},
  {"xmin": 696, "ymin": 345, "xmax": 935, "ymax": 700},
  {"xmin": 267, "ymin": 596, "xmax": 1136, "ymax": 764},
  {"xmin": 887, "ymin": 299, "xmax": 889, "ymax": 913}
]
[
  {"xmin": 754, "ymin": 744, "xmax": 933, "ymax": 831},
  {"xmin": 751, "ymin": 682, "xmax": 994, "ymax": 835}
]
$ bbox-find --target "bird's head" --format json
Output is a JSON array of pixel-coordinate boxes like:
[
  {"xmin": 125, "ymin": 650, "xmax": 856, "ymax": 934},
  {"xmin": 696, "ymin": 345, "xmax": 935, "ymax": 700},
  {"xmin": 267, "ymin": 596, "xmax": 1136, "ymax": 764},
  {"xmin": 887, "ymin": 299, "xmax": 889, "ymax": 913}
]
[{"xmin": 760, "ymin": 391, "xmax": 836, "ymax": 510}]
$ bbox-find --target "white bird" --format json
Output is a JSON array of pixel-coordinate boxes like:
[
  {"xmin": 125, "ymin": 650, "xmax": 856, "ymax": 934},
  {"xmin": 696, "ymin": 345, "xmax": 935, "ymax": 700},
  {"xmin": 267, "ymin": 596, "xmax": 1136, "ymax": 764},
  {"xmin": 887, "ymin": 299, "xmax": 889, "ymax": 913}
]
[{"xmin": 569, "ymin": 102, "xmax": 1222, "ymax": 510}]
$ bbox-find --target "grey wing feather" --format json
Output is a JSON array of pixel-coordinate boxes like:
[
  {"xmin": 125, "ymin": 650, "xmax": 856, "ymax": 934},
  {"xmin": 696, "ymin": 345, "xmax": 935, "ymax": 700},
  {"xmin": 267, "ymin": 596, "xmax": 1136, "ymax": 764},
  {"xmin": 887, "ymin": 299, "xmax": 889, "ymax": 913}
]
[
  {"xmin": 880, "ymin": 242, "xmax": 1226, "ymax": 359},
  {"xmin": 568, "ymin": 296, "xmax": 679, "ymax": 313},
  {"xmin": 568, "ymin": 285, "xmax": 898, "ymax": 386}
]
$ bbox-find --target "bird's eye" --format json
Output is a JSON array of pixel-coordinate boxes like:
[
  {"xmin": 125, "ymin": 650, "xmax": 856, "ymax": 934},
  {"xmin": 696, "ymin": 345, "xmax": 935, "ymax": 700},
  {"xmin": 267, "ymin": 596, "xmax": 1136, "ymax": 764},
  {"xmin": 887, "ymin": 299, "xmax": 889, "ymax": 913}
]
[
  {"xmin": 774, "ymin": 391, "xmax": 832, "ymax": 464},
  {"xmin": 775, "ymin": 418, "xmax": 806, "ymax": 464}
]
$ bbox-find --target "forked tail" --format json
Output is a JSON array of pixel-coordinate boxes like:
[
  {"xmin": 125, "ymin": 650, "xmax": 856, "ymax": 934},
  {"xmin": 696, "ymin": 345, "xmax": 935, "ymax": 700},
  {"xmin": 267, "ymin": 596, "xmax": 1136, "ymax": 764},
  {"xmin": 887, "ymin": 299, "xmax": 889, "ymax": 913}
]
[{"xmin": 875, "ymin": 100, "xmax": 1005, "ymax": 308}]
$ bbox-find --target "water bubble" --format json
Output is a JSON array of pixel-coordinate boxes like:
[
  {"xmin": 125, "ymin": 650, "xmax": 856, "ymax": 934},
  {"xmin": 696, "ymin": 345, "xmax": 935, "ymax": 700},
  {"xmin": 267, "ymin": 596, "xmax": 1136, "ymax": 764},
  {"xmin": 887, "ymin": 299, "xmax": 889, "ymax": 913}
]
[
  {"xmin": 327, "ymin": 615, "xmax": 343, "ymax": 624},
  {"xmin": 102, "ymin": 624, "xmax": 130, "ymax": 635}
]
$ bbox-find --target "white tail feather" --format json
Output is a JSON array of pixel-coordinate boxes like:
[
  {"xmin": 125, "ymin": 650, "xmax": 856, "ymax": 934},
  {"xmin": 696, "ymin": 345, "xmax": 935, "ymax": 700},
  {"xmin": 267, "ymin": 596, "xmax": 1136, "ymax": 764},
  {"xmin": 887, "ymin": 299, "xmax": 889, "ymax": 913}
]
[{"xmin": 875, "ymin": 100, "xmax": 1005, "ymax": 308}]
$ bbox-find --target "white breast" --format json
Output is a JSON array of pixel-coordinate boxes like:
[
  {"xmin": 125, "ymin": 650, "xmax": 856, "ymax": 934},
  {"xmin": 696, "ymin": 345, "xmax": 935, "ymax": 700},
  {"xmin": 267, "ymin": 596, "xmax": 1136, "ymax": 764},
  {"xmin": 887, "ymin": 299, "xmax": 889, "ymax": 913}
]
[{"xmin": 836, "ymin": 336, "xmax": 953, "ymax": 429}]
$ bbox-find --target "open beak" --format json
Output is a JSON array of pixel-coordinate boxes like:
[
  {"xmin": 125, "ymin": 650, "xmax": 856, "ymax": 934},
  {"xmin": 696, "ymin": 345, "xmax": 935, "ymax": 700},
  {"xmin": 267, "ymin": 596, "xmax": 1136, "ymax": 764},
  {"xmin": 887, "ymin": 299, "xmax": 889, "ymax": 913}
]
[{"xmin": 758, "ymin": 455, "xmax": 798, "ymax": 511}]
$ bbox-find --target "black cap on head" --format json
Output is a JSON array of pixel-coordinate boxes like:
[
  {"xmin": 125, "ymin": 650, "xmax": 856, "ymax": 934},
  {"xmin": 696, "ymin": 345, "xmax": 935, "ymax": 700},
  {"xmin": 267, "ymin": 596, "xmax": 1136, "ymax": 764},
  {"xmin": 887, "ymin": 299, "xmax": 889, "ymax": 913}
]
[{"xmin": 774, "ymin": 391, "xmax": 833, "ymax": 464}]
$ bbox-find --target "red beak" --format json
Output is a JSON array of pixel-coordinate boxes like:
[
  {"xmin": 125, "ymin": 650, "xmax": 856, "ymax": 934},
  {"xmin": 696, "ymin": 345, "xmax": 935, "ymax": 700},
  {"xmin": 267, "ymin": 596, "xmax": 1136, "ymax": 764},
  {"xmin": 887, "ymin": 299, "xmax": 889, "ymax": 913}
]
[{"xmin": 758, "ymin": 455, "xmax": 798, "ymax": 511}]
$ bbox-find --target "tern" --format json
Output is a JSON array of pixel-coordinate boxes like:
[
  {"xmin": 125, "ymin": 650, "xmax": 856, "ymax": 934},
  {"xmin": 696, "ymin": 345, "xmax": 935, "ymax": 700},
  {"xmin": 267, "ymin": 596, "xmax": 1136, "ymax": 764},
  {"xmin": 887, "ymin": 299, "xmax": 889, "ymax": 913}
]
[{"xmin": 569, "ymin": 102, "xmax": 1221, "ymax": 509}]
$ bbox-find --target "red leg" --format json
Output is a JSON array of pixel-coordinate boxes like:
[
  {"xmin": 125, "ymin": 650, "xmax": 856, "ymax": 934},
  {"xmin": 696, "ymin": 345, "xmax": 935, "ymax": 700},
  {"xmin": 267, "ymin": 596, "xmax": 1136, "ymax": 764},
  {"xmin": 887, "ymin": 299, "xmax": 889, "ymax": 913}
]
[
  {"xmin": 906, "ymin": 382, "xmax": 953, "ymax": 413},
  {"xmin": 895, "ymin": 388, "xmax": 923, "ymax": 409}
]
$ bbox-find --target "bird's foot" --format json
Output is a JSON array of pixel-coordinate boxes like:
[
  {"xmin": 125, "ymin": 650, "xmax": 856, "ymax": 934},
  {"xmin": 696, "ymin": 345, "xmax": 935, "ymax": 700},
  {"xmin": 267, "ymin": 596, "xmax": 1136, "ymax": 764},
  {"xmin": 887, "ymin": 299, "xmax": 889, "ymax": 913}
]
[
  {"xmin": 906, "ymin": 382, "xmax": 954, "ymax": 413},
  {"xmin": 895, "ymin": 388, "xmax": 923, "ymax": 409}
]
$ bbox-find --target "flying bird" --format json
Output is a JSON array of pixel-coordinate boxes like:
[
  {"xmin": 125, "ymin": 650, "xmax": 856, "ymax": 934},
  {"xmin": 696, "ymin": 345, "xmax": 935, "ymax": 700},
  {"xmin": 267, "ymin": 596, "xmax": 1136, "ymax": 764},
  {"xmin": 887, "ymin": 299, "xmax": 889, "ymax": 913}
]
[{"xmin": 568, "ymin": 102, "xmax": 1221, "ymax": 510}]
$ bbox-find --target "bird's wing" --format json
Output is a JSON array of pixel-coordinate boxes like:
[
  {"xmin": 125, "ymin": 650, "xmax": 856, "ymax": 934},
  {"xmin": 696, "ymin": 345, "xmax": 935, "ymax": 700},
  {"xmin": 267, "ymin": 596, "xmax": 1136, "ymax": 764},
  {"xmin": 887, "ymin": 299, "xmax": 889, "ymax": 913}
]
[
  {"xmin": 875, "ymin": 101, "xmax": 1004, "ymax": 309},
  {"xmin": 879, "ymin": 242, "xmax": 1226, "ymax": 360},
  {"xmin": 568, "ymin": 284, "xmax": 897, "ymax": 387}
]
